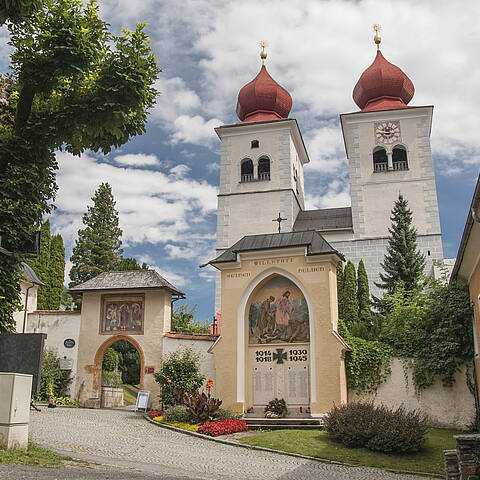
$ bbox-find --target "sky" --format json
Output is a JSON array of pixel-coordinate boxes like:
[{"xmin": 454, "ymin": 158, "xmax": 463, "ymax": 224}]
[{"xmin": 1, "ymin": 0, "xmax": 479, "ymax": 324}]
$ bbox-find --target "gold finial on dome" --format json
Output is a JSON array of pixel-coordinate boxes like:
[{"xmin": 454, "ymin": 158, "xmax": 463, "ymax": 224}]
[
  {"xmin": 373, "ymin": 24, "xmax": 381, "ymax": 50},
  {"xmin": 260, "ymin": 40, "xmax": 268, "ymax": 65}
]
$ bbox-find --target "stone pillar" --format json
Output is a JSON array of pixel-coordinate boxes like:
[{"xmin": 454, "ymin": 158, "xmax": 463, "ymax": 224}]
[
  {"xmin": 455, "ymin": 435, "xmax": 480, "ymax": 480},
  {"xmin": 444, "ymin": 449, "xmax": 460, "ymax": 480}
]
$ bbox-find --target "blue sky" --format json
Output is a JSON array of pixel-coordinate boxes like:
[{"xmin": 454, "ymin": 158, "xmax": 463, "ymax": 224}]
[{"xmin": 2, "ymin": 0, "xmax": 479, "ymax": 324}]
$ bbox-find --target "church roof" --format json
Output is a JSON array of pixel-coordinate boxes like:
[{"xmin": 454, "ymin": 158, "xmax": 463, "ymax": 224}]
[
  {"xmin": 206, "ymin": 230, "xmax": 344, "ymax": 265},
  {"xmin": 69, "ymin": 270, "xmax": 184, "ymax": 296},
  {"xmin": 21, "ymin": 262, "xmax": 46, "ymax": 286},
  {"xmin": 293, "ymin": 207, "xmax": 353, "ymax": 232},
  {"xmin": 236, "ymin": 64, "xmax": 292, "ymax": 122},
  {"xmin": 353, "ymin": 49, "xmax": 415, "ymax": 112}
]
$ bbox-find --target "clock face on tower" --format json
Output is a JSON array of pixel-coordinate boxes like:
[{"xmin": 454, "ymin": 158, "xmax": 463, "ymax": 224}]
[{"xmin": 375, "ymin": 121, "xmax": 401, "ymax": 144}]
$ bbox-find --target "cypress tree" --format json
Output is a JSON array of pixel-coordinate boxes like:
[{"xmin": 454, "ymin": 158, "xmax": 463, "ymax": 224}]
[
  {"xmin": 30, "ymin": 220, "xmax": 51, "ymax": 309},
  {"xmin": 376, "ymin": 194, "xmax": 426, "ymax": 294},
  {"xmin": 336, "ymin": 261, "xmax": 344, "ymax": 319},
  {"xmin": 342, "ymin": 261, "xmax": 358, "ymax": 327},
  {"xmin": 69, "ymin": 183, "xmax": 123, "ymax": 286},
  {"xmin": 357, "ymin": 260, "xmax": 370, "ymax": 324},
  {"xmin": 47, "ymin": 234, "xmax": 65, "ymax": 309}
]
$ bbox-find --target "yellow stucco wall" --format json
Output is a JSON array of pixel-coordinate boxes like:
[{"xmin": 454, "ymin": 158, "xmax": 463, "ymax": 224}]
[
  {"xmin": 211, "ymin": 250, "xmax": 347, "ymax": 416},
  {"xmin": 75, "ymin": 289, "xmax": 171, "ymax": 407},
  {"xmin": 470, "ymin": 262, "xmax": 480, "ymax": 395}
]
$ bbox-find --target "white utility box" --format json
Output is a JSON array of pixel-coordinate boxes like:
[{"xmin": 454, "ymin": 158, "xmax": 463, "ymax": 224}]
[{"xmin": 0, "ymin": 372, "xmax": 32, "ymax": 449}]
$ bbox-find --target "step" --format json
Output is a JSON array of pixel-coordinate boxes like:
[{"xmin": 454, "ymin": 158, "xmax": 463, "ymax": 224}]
[
  {"xmin": 246, "ymin": 424, "xmax": 324, "ymax": 430},
  {"xmin": 244, "ymin": 418, "xmax": 322, "ymax": 426}
]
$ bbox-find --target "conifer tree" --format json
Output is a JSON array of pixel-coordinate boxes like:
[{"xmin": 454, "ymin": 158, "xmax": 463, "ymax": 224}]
[
  {"xmin": 357, "ymin": 260, "xmax": 371, "ymax": 324},
  {"xmin": 336, "ymin": 261, "xmax": 344, "ymax": 319},
  {"xmin": 47, "ymin": 234, "xmax": 65, "ymax": 309},
  {"xmin": 376, "ymin": 194, "xmax": 426, "ymax": 294},
  {"xmin": 69, "ymin": 183, "xmax": 123, "ymax": 286},
  {"xmin": 342, "ymin": 261, "xmax": 358, "ymax": 326},
  {"xmin": 29, "ymin": 220, "xmax": 51, "ymax": 308}
]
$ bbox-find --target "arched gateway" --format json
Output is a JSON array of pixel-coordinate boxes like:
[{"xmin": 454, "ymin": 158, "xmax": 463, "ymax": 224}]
[
  {"xmin": 70, "ymin": 270, "xmax": 183, "ymax": 408},
  {"xmin": 206, "ymin": 230, "xmax": 349, "ymax": 418}
]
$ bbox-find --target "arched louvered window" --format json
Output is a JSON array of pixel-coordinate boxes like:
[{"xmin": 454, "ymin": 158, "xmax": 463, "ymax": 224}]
[
  {"xmin": 258, "ymin": 156, "xmax": 270, "ymax": 181},
  {"xmin": 241, "ymin": 158, "xmax": 254, "ymax": 182},
  {"xmin": 392, "ymin": 145, "xmax": 408, "ymax": 171},
  {"xmin": 373, "ymin": 147, "xmax": 388, "ymax": 172}
]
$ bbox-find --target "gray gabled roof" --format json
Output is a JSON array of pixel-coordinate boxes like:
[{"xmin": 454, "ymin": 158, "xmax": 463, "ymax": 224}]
[
  {"xmin": 293, "ymin": 207, "xmax": 353, "ymax": 232},
  {"xmin": 69, "ymin": 269, "xmax": 184, "ymax": 296},
  {"xmin": 206, "ymin": 230, "xmax": 344, "ymax": 265},
  {"xmin": 21, "ymin": 262, "xmax": 46, "ymax": 286}
]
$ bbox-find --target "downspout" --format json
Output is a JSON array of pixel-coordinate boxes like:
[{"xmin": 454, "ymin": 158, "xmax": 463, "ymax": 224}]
[{"xmin": 22, "ymin": 283, "xmax": 34, "ymax": 333}]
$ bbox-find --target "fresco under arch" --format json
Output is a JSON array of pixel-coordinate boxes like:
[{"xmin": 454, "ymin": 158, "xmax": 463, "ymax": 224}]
[{"xmin": 248, "ymin": 276, "xmax": 309, "ymax": 344}]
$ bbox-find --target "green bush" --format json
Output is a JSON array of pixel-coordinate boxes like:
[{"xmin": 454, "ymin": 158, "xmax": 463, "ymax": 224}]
[
  {"xmin": 39, "ymin": 350, "xmax": 72, "ymax": 400},
  {"xmin": 102, "ymin": 348, "xmax": 120, "ymax": 372},
  {"xmin": 214, "ymin": 408, "xmax": 240, "ymax": 420},
  {"xmin": 325, "ymin": 402, "xmax": 427, "ymax": 454},
  {"xmin": 102, "ymin": 370, "xmax": 122, "ymax": 388},
  {"xmin": 154, "ymin": 348, "xmax": 205, "ymax": 406},
  {"xmin": 163, "ymin": 405, "xmax": 194, "ymax": 423}
]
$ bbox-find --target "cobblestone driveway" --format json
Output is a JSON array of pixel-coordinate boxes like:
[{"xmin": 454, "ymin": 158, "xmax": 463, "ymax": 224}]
[{"xmin": 29, "ymin": 408, "xmax": 434, "ymax": 480}]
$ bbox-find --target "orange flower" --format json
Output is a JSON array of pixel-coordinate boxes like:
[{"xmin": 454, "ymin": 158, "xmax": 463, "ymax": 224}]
[
  {"xmin": 167, "ymin": 379, "xmax": 172, "ymax": 383},
  {"xmin": 184, "ymin": 391, "xmax": 188, "ymax": 396}
]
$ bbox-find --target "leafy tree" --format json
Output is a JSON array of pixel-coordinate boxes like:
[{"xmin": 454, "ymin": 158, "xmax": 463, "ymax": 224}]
[
  {"xmin": 0, "ymin": 0, "xmax": 159, "ymax": 331},
  {"xmin": 111, "ymin": 340, "xmax": 140, "ymax": 385},
  {"xmin": 357, "ymin": 260, "xmax": 371, "ymax": 324},
  {"xmin": 102, "ymin": 348, "xmax": 120, "ymax": 372},
  {"xmin": 116, "ymin": 257, "xmax": 148, "ymax": 271},
  {"xmin": 69, "ymin": 183, "xmax": 123, "ymax": 286},
  {"xmin": 342, "ymin": 261, "xmax": 358, "ymax": 327},
  {"xmin": 154, "ymin": 348, "xmax": 205, "ymax": 406},
  {"xmin": 336, "ymin": 261, "xmax": 344, "ymax": 319},
  {"xmin": 376, "ymin": 194, "xmax": 426, "ymax": 294},
  {"xmin": 171, "ymin": 303, "xmax": 210, "ymax": 334}
]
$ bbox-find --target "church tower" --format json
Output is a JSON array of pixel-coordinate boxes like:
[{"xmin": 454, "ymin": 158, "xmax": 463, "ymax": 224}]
[
  {"xmin": 214, "ymin": 46, "xmax": 309, "ymax": 313},
  {"xmin": 337, "ymin": 28, "xmax": 443, "ymax": 293}
]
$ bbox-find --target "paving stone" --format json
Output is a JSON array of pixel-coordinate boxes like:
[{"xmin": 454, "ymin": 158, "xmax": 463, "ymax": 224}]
[{"xmin": 29, "ymin": 408, "xmax": 436, "ymax": 480}]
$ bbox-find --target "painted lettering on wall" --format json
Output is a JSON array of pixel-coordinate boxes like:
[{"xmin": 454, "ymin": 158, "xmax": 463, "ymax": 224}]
[
  {"xmin": 252, "ymin": 258, "xmax": 294, "ymax": 266},
  {"xmin": 297, "ymin": 266, "xmax": 325, "ymax": 273},
  {"xmin": 226, "ymin": 272, "xmax": 251, "ymax": 279},
  {"xmin": 254, "ymin": 348, "xmax": 308, "ymax": 363}
]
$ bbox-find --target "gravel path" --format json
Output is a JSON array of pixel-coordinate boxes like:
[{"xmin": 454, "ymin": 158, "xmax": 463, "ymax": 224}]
[{"xmin": 26, "ymin": 408, "xmax": 436, "ymax": 480}]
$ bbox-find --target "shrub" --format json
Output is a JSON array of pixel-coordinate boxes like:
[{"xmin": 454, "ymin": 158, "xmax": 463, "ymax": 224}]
[
  {"xmin": 39, "ymin": 350, "xmax": 72, "ymax": 400},
  {"xmin": 198, "ymin": 419, "xmax": 248, "ymax": 437},
  {"xmin": 154, "ymin": 348, "xmax": 205, "ymax": 406},
  {"xmin": 102, "ymin": 348, "xmax": 120, "ymax": 372},
  {"xmin": 325, "ymin": 402, "xmax": 427, "ymax": 454},
  {"xmin": 102, "ymin": 370, "xmax": 122, "ymax": 388},
  {"xmin": 214, "ymin": 408, "xmax": 240, "ymax": 420},
  {"xmin": 163, "ymin": 405, "xmax": 194, "ymax": 423},
  {"xmin": 183, "ymin": 390, "xmax": 222, "ymax": 423}
]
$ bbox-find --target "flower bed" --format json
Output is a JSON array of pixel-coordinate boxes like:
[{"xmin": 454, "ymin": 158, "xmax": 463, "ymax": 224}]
[
  {"xmin": 198, "ymin": 419, "xmax": 248, "ymax": 437},
  {"xmin": 148, "ymin": 410, "xmax": 164, "ymax": 419}
]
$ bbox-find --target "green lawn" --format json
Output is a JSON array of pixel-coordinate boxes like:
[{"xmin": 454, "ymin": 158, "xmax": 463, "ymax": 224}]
[
  {"xmin": 123, "ymin": 385, "xmax": 137, "ymax": 406},
  {"xmin": 240, "ymin": 428, "xmax": 462, "ymax": 475},
  {"xmin": 0, "ymin": 443, "xmax": 70, "ymax": 468}
]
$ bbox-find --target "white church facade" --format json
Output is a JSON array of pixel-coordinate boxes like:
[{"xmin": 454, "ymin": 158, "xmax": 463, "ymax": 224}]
[{"xmin": 214, "ymin": 38, "xmax": 443, "ymax": 314}]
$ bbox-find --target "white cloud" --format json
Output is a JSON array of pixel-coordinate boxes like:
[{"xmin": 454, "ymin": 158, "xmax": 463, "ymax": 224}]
[
  {"xmin": 114, "ymin": 154, "xmax": 160, "ymax": 167},
  {"xmin": 169, "ymin": 164, "xmax": 191, "ymax": 179},
  {"xmin": 171, "ymin": 115, "xmax": 222, "ymax": 145},
  {"xmin": 305, "ymin": 180, "xmax": 351, "ymax": 210},
  {"xmin": 53, "ymin": 152, "xmax": 218, "ymax": 250}
]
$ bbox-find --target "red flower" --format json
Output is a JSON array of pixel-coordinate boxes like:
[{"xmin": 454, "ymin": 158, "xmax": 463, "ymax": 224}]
[{"xmin": 197, "ymin": 419, "xmax": 248, "ymax": 437}]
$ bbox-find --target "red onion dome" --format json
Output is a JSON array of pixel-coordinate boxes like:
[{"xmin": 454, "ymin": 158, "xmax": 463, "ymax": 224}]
[
  {"xmin": 236, "ymin": 65, "xmax": 293, "ymax": 122},
  {"xmin": 353, "ymin": 50, "xmax": 415, "ymax": 112}
]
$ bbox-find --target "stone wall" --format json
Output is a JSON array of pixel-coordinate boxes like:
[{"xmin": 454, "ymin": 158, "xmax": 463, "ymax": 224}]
[
  {"xmin": 444, "ymin": 435, "xmax": 480, "ymax": 480},
  {"xmin": 349, "ymin": 357, "xmax": 475, "ymax": 429},
  {"xmin": 162, "ymin": 333, "xmax": 217, "ymax": 390}
]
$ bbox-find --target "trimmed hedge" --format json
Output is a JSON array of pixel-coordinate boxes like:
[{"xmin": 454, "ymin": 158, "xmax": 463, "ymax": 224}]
[{"xmin": 325, "ymin": 402, "xmax": 427, "ymax": 454}]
